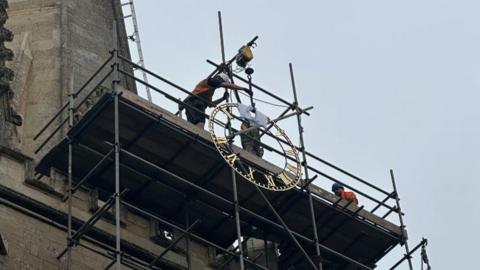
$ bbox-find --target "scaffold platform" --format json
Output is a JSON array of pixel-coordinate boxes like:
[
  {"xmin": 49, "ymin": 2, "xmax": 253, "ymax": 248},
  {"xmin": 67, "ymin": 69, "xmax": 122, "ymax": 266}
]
[{"xmin": 36, "ymin": 90, "xmax": 402, "ymax": 269}]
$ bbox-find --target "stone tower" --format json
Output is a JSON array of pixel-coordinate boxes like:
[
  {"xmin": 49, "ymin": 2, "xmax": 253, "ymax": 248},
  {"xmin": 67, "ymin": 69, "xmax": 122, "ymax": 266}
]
[
  {"xmin": 1, "ymin": 0, "xmax": 135, "ymax": 156},
  {"xmin": 0, "ymin": 1, "xmax": 148, "ymax": 269}
]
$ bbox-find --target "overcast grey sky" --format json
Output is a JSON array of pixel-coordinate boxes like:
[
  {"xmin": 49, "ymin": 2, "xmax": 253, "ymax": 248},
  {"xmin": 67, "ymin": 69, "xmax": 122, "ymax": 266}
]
[{"xmin": 126, "ymin": 1, "xmax": 480, "ymax": 268}]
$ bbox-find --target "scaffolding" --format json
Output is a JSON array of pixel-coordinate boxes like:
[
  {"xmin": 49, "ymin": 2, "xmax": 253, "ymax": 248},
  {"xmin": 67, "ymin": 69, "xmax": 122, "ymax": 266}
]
[{"xmin": 31, "ymin": 18, "xmax": 430, "ymax": 270}]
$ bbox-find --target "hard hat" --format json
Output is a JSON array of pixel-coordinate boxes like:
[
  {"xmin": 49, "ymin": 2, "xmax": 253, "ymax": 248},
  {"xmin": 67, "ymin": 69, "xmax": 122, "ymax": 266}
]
[
  {"xmin": 331, "ymin": 183, "xmax": 344, "ymax": 192},
  {"xmin": 217, "ymin": 72, "xmax": 230, "ymax": 83}
]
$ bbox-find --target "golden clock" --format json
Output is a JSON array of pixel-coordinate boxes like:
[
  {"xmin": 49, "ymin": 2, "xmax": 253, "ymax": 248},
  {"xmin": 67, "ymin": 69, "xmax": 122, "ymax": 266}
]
[{"xmin": 208, "ymin": 103, "xmax": 302, "ymax": 191}]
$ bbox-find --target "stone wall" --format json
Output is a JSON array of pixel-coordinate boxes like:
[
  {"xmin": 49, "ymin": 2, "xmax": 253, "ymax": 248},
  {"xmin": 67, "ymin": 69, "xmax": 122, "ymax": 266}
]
[
  {"xmin": 0, "ymin": 146, "xmax": 219, "ymax": 270},
  {"xmin": 5, "ymin": 0, "xmax": 136, "ymax": 156},
  {"xmin": 0, "ymin": 203, "xmax": 115, "ymax": 270},
  {"xmin": 0, "ymin": 0, "xmax": 22, "ymax": 149},
  {"xmin": 5, "ymin": 0, "xmax": 63, "ymax": 155}
]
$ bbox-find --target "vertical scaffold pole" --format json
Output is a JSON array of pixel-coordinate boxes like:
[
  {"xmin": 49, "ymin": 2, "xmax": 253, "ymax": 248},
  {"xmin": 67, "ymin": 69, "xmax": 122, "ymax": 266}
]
[
  {"xmin": 289, "ymin": 63, "xmax": 323, "ymax": 270},
  {"xmin": 224, "ymin": 118, "xmax": 245, "ymax": 268},
  {"xmin": 217, "ymin": 13, "xmax": 244, "ymax": 268},
  {"xmin": 217, "ymin": 11, "xmax": 230, "ymax": 102},
  {"xmin": 217, "ymin": 11, "xmax": 240, "ymax": 103},
  {"xmin": 390, "ymin": 169, "xmax": 413, "ymax": 270},
  {"xmin": 231, "ymin": 154, "xmax": 245, "ymax": 269},
  {"xmin": 113, "ymin": 21, "xmax": 122, "ymax": 270},
  {"xmin": 67, "ymin": 72, "xmax": 74, "ymax": 270},
  {"xmin": 185, "ymin": 199, "xmax": 192, "ymax": 270},
  {"xmin": 263, "ymin": 234, "xmax": 269, "ymax": 269},
  {"xmin": 218, "ymin": 11, "xmax": 226, "ymax": 65}
]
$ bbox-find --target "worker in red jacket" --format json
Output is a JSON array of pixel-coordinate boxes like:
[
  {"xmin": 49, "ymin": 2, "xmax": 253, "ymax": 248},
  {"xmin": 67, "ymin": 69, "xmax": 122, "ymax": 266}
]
[
  {"xmin": 182, "ymin": 66, "xmax": 252, "ymax": 129},
  {"xmin": 332, "ymin": 183, "xmax": 359, "ymax": 206}
]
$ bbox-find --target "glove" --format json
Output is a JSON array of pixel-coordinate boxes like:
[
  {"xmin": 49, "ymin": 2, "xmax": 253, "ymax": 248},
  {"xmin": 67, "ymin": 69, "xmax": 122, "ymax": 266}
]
[
  {"xmin": 243, "ymin": 87, "xmax": 253, "ymax": 96},
  {"xmin": 178, "ymin": 99, "xmax": 185, "ymax": 110},
  {"xmin": 223, "ymin": 91, "xmax": 230, "ymax": 100}
]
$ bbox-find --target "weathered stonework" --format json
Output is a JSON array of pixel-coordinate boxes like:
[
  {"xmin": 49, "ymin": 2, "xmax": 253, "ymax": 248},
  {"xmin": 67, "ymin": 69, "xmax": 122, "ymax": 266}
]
[
  {"xmin": 0, "ymin": 0, "xmax": 23, "ymax": 150},
  {"xmin": 0, "ymin": 144, "xmax": 219, "ymax": 270},
  {"xmin": 4, "ymin": 0, "xmax": 136, "ymax": 157}
]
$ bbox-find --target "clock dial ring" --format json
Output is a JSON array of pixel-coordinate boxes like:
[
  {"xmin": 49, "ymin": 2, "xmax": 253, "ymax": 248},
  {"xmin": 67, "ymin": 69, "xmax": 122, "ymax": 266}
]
[{"xmin": 208, "ymin": 103, "xmax": 302, "ymax": 191}]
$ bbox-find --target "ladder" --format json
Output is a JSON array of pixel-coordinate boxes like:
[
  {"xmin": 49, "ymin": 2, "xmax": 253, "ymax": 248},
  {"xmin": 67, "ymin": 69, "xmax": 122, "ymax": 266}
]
[{"xmin": 121, "ymin": 0, "xmax": 152, "ymax": 102}]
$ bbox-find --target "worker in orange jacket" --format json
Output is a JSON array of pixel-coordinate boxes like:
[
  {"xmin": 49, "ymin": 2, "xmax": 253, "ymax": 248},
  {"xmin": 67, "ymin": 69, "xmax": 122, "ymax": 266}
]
[
  {"xmin": 182, "ymin": 66, "xmax": 252, "ymax": 129},
  {"xmin": 332, "ymin": 183, "xmax": 359, "ymax": 206}
]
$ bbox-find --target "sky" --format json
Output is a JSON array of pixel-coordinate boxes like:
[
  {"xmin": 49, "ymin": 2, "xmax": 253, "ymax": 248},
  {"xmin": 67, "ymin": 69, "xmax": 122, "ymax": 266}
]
[{"xmin": 123, "ymin": 1, "xmax": 480, "ymax": 269}]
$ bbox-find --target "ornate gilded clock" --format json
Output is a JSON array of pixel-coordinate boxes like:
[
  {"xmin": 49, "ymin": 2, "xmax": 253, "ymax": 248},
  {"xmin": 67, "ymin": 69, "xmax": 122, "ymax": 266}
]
[{"xmin": 208, "ymin": 103, "xmax": 302, "ymax": 191}]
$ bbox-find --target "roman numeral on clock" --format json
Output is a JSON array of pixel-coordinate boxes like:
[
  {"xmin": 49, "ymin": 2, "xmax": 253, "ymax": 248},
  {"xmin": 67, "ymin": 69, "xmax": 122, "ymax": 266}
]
[
  {"xmin": 285, "ymin": 148, "xmax": 297, "ymax": 157},
  {"xmin": 225, "ymin": 153, "xmax": 238, "ymax": 165},
  {"xmin": 286, "ymin": 163, "xmax": 299, "ymax": 174},
  {"xmin": 264, "ymin": 174, "xmax": 276, "ymax": 187},
  {"xmin": 213, "ymin": 136, "xmax": 228, "ymax": 144},
  {"xmin": 221, "ymin": 107, "xmax": 234, "ymax": 119},
  {"xmin": 278, "ymin": 172, "xmax": 293, "ymax": 186},
  {"xmin": 275, "ymin": 128, "xmax": 286, "ymax": 137},
  {"xmin": 246, "ymin": 167, "xmax": 255, "ymax": 180}
]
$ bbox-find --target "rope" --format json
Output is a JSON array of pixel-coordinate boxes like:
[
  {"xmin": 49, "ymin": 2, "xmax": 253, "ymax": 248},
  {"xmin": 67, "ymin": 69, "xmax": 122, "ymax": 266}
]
[{"xmin": 238, "ymin": 91, "xmax": 289, "ymax": 108}]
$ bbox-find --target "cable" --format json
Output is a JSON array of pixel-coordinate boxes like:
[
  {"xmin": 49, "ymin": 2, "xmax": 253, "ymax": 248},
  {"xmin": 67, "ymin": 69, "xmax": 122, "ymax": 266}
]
[{"xmin": 238, "ymin": 92, "xmax": 290, "ymax": 108}]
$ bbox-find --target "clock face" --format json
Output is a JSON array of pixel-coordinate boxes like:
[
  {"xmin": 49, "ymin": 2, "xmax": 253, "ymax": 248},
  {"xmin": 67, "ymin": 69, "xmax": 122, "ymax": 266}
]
[{"xmin": 208, "ymin": 103, "xmax": 302, "ymax": 191}]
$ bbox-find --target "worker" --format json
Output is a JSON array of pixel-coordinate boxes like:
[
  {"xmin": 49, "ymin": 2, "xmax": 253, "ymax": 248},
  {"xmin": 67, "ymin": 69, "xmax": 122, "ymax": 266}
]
[
  {"xmin": 331, "ymin": 183, "xmax": 359, "ymax": 206},
  {"xmin": 182, "ymin": 67, "xmax": 252, "ymax": 129},
  {"xmin": 240, "ymin": 121, "xmax": 264, "ymax": 157},
  {"xmin": 237, "ymin": 103, "xmax": 268, "ymax": 157}
]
